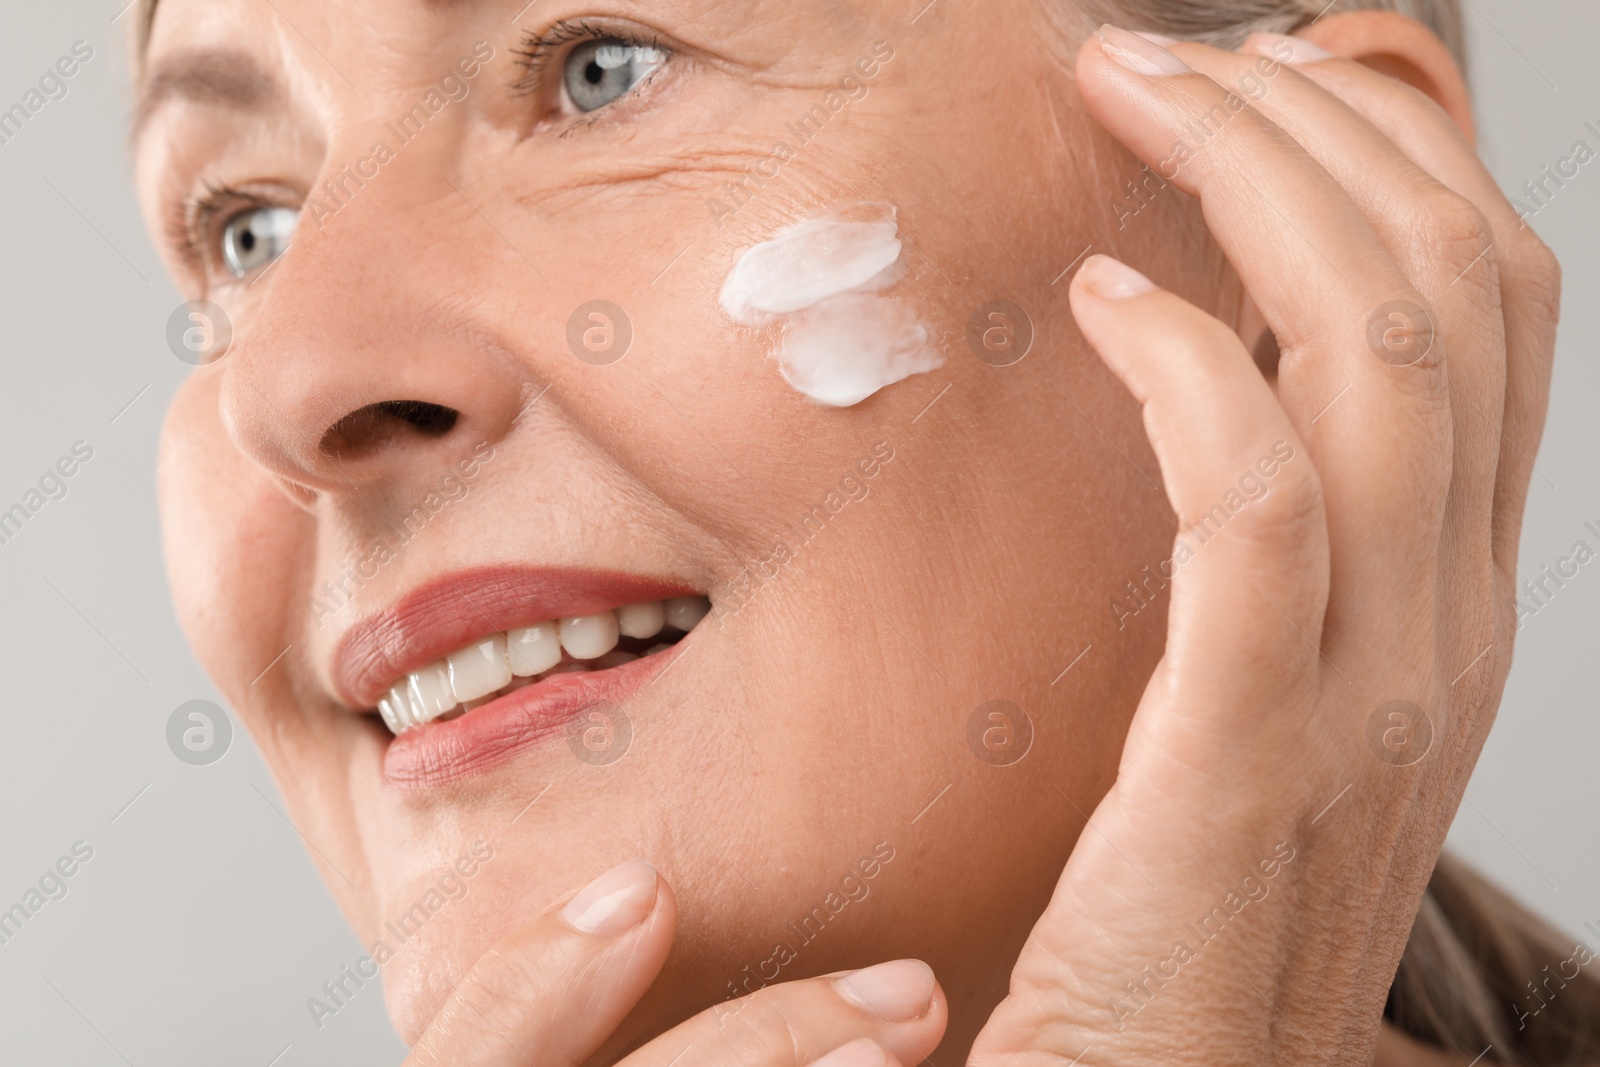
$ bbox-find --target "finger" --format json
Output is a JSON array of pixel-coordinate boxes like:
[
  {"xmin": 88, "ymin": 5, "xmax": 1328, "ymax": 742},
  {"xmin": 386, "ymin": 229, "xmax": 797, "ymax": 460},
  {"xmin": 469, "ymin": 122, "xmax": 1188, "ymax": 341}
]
[
  {"xmin": 405, "ymin": 858, "xmax": 674, "ymax": 1067},
  {"xmin": 1069, "ymin": 254, "xmax": 1328, "ymax": 740},
  {"xmin": 1167, "ymin": 40, "xmax": 1504, "ymax": 572},
  {"xmin": 1237, "ymin": 35, "xmax": 1561, "ymax": 578},
  {"xmin": 1079, "ymin": 27, "xmax": 1449, "ymax": 600},
  {"xmin": 805, "ymin": 1038, "xmax": 905, "ymax": 1067},
  {"xmin": 621, "ymin": 959, "xmax": 946, "ymax": 1067}
]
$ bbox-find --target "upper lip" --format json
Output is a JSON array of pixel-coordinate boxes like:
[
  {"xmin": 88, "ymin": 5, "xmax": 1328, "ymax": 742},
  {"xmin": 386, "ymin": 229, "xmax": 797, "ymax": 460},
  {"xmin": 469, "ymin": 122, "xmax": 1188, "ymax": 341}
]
[{"xmin": 332, "ymin": 565, "xmax": 699, "ymax": 709}]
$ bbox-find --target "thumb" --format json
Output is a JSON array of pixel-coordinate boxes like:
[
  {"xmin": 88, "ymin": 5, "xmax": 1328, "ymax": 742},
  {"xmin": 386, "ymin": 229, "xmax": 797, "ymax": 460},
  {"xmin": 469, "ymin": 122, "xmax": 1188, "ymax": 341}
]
[{"xmin": 405, "ymin": 857, "xmax": 675, "ymax": 1067}]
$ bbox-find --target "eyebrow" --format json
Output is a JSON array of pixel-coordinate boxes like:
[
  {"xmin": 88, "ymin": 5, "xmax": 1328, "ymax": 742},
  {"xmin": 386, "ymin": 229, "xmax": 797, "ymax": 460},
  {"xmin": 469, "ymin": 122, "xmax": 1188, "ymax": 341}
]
[{"xmin": 132, "ymin": 48, "xmax": 277, "ymax": 142}]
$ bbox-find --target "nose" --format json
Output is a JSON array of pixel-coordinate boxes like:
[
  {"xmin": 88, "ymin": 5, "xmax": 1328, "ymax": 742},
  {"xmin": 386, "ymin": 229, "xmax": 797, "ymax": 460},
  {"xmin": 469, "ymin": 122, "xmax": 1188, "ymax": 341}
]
[{"xmin": 216, "ymin": 140, "xmax": 530, "ymax": 498}]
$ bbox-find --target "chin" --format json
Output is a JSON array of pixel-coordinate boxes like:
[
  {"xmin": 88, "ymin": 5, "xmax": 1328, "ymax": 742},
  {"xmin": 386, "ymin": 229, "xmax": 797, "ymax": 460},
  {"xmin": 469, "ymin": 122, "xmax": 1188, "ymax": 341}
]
[{"xmin": 372, "ymin": 895, "xmax": 510, "ymax": 1045}]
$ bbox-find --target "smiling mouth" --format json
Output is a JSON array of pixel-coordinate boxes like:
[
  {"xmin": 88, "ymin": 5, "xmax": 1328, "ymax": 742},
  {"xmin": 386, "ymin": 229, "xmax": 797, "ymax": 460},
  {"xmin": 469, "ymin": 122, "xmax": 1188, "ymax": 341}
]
[{"xmin": 375, "ymin": 595, "xmax": 711, "ymax": 735}]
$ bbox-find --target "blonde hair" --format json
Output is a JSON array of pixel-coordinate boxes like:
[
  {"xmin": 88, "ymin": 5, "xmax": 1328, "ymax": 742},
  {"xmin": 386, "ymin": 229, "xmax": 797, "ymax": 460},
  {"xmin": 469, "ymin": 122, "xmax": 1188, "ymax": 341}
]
[
  {"xmin": 1394, "ymin": 855, "xmax": 1600, "ymax": 1065},
  {"xmin": 130, "ymin": 0, "xmax": 1599, "ymax": 1061},
  {"xmin": 1071, "ymin": 0, "xmax": 1463, "ymax": 64},
  {"xmin": 133, "ymin": 0, "xmax": 1465, "ymax": 80}
]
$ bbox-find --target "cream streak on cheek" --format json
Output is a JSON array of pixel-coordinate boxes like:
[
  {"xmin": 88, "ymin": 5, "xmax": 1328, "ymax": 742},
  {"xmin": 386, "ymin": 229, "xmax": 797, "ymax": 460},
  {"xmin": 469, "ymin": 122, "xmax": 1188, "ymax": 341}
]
[{"xmin": 719, "ymin": 204, "xmax": 943, "ymax": 406}]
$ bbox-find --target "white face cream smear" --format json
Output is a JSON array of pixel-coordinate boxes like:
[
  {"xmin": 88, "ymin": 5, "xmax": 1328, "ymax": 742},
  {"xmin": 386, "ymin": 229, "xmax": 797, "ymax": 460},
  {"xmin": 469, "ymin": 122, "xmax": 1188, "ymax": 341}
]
[{"xmin": 719, "ymin": 204, "xmax": 943, "ymax": 407}]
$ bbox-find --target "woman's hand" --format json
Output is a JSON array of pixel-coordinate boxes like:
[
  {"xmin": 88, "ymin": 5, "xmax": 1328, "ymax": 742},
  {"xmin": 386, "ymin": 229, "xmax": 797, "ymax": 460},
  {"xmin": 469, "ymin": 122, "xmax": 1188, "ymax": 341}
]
[
  {"xmin": 403, "ymin": 858, "xmax": 945, "ymax": 1067},
  {"xmin": 405, "ymin": 22, "xmax": 1560, "ymax": 1067},
  {"xmin": 968, "ymin": 24, "xmax": 1558, "ymax": 1067}
]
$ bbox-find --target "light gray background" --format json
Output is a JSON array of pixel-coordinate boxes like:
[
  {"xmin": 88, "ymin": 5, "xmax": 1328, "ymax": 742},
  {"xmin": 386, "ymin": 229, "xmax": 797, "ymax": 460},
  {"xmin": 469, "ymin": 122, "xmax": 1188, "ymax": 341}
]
[{"xmin": 0, "ymin": 1, "xmax": 1595, "ymax": 1063}]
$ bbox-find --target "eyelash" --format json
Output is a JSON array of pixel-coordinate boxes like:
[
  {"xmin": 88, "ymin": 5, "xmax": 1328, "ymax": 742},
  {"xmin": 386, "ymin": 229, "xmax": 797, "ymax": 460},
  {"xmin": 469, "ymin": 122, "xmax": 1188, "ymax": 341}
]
[
  {"xmin": 167, "ymin": 179, "xmax": 276, "ymax": 278},
  {"xmin": 166, "ymin": 23, "xmax": 668, "ymax": 275},
  {"xmin": 509, "ymin": 18, "xmax": 669, "ymax": 111}
]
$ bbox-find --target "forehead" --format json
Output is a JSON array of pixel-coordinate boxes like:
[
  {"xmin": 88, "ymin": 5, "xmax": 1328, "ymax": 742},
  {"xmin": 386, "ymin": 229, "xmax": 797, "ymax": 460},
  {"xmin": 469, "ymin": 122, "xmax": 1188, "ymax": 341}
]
[{"xmin": 140, "ymin": 0, "xmax": 870, "ymax": 58}]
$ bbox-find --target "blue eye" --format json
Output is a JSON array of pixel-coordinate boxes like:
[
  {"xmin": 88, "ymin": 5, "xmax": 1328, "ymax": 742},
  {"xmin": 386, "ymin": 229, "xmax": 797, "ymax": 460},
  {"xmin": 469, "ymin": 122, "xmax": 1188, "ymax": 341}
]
[
  {"xmin": 564, "ymin": 38, "xmax": 666, "ymax": 113},
  {"xmin": 221, "ymin": 206, "xmax": 297, "ymax": 277}
]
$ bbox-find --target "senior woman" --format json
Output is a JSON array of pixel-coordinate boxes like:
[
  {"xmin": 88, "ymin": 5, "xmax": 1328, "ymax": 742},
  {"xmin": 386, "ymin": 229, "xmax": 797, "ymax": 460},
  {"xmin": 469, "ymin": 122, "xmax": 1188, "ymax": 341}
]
[{"xmin": 130, "ymin": 0, "xmax": 1596, "ymax": 1062}]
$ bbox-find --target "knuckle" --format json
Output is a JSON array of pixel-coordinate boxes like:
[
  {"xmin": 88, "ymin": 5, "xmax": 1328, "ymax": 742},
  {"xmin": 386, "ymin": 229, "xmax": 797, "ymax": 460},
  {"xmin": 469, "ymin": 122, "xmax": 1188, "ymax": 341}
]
[
  {"xmin": 1414, "ymin": 187, "xmax": 1496, "ymax": 275},
  {"xmin": 1216, "ymin": 461, "xmax": 1325, "ymax": 557},
  {"xmin": 1188, "ymin": 307, "xmax": 1249, "ymax": 350},
  {"xmin": 456, "ymin": 945, "xmax": 543, "ymax": 1019},
  {"xmin": 1162, "ymin": 313, "xmax": 1254, "ymax": 380},
  {"xmin": 1509, "ymin": 232, "xmax": 1563, "ymax": 318}
]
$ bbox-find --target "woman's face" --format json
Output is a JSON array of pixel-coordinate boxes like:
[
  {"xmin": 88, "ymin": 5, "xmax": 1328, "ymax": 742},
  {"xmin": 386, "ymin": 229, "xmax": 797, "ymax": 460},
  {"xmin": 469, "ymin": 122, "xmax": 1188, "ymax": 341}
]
[{"xmin": 135, "ymin": 0, "xmax": 1199, "ymax": 1049}]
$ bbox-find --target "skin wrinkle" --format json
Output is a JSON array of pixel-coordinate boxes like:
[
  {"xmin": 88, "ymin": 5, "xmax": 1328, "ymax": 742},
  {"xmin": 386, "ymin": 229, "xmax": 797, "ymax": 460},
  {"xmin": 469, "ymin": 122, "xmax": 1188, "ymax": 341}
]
[
  {"xmin": 507, "ymin": 143, "xmax": 877, "ymax": 213},
  {"xmin": 512, "ymin": 147, "xmax": 807, "ymax": 200},
  {"xmin": 128, "ymin": 0, "xmax": 1547, "ymax": 1061}
]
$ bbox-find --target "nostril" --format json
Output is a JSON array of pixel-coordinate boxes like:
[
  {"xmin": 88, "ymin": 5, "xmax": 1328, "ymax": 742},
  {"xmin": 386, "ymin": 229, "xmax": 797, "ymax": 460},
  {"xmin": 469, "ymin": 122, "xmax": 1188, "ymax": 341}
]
[
  {"xmin": 321, "ymin": 400, "xmax": 460, "ymax": 457},
  {"xmin": 378, "ymin": 400, "xmax": 458, "ymax": 435}
]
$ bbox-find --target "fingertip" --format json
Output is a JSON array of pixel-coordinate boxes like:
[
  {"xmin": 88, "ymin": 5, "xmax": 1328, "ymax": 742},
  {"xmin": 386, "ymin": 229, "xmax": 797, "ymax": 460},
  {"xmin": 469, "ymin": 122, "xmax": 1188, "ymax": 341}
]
[
  {"xmin": 834, "ymin": 959, "xmax": 938, "ymax": 1022},
  {"xmin": 1074, "ymin": 254, "xmax": 1159, "ymax": 301},
  {"xmin": 1069, "ymin": 256, "xmax": 1164, "ymax": 389},
  {"xmin": 1238, "ymin": 31, "xmax": 1335, "ymax": 65},
  {"xmin": 1097, "ymin": 24, "xmax": 1194, "ymax": 77},
  {"xmin": 560, "ymin": 857, "xmax": 660, "ymax": 935}
]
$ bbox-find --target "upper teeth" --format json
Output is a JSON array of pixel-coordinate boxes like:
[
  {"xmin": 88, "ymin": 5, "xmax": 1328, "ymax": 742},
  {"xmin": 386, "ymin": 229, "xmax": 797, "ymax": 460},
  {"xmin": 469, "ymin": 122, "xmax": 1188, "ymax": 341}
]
[{"xmin": 376, "ymin": 597, "xmax": 708, "ymax": 735}]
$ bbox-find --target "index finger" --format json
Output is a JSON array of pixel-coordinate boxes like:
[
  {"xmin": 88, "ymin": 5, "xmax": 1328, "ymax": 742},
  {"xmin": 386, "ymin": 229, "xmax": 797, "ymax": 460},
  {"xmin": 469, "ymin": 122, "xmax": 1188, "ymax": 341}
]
[
  {"xmin": 1076, "ymin": 27, "xmax": 1452, "ymax": 611},
  {"xmin": 620, "ymin": 959, "xmax": 947, "ymax": 1067},
  {"xmin": 405, "ymin": 858, "xmax": 674, "ymax": 1067}
]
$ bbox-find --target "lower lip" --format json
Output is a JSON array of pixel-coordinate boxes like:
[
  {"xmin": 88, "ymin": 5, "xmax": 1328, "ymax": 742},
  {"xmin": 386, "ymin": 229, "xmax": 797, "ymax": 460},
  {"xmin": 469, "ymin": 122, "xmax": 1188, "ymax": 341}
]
[{"xmin": 382, "ymin": 649, "xmax": 675, "ymax": 788}]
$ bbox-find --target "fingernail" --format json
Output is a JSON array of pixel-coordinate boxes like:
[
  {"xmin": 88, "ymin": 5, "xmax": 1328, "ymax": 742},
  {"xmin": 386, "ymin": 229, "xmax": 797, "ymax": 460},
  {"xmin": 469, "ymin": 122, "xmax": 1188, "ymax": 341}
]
[
  {"xmin": 1080, "ymin": 255, "xmax": 1157, "ymax": 299},
  {"xmin": 1242, "ymin": 31, "xmax": 1333, "ymax": 64},
  {"xmin": 1099, "ymin": 24, "xmax": 1192, "ymax": 76},
  {"xmin": 808, "ymin": 1038, "xmax": 887, "ymax": 1067},
  {"xmin": 835, "ymin": 959, "xmax": 936, "ymax": 1021},
  {"xmin": 1135, "ymin": 31, "xmax": 1181, "ymax": 46},
  {"xmin": 561, "ymin": 858, "xmax": 658, "ymax": 935}
]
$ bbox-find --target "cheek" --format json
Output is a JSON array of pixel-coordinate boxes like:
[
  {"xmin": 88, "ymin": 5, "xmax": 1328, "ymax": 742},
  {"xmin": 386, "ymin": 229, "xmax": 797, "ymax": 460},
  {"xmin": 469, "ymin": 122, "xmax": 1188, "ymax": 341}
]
[
  {"xmin": 158, "ymin": 372, "xmax": 311, "ymax": 728},
  {"xmin": 377, "ymin": 903, "xmax": 486, "ymax": 1044},
  {"xmin": 718, "ymin": 204, "xmax": 943, "ymax": 407},
  {"xmin": 161, "ymin": 374, "xmax": 397, "ymax": 936}
]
